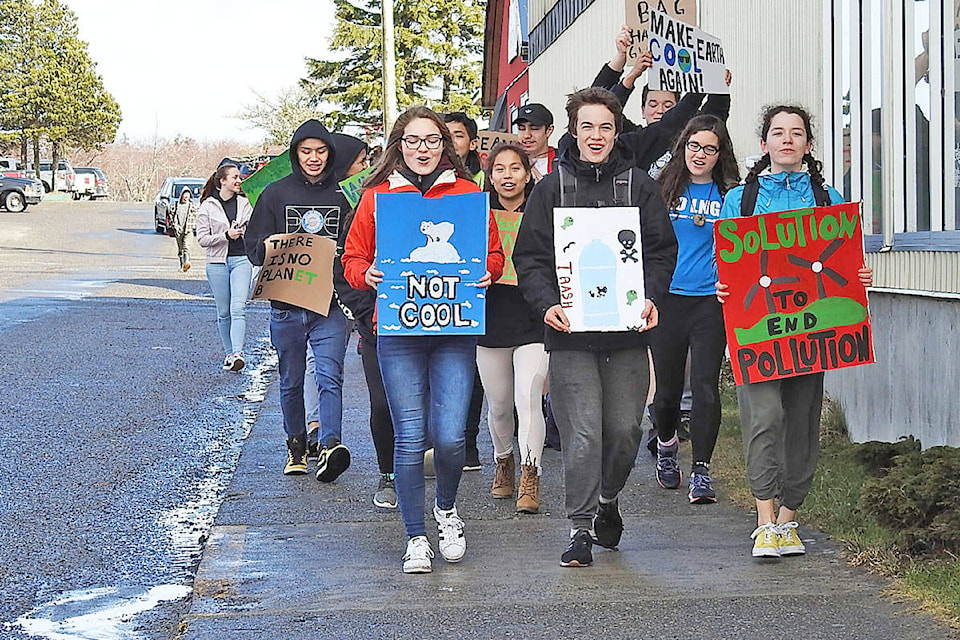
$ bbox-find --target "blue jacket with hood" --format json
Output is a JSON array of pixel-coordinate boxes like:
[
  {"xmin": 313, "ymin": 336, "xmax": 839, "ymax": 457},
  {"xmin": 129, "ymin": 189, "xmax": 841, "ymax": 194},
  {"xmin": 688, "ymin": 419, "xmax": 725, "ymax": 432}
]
[
  {"xmin": 720, "ymin": 170, "xmax": 843, "ymax": 219},
  {"xmin": 244, "ymin": 119, "xmax": 351, "ymax": 310}
]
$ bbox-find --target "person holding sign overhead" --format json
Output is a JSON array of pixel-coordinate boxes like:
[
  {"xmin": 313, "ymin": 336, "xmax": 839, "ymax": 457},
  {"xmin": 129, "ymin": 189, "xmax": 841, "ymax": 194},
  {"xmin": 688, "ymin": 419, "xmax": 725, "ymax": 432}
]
[
  {"xmin": 513, "ymin": 88, "xmax": 677, "ymax": 568},
  {"xmin": 716, "ymin": 105, "xmax": 873, "ymax": 559},
  {"xmin": 244, "ymin": 120, "xmax": 352, "ymax": 482},
  {"xmin": 476, "ymin": 142, "xmax": 549, "ymax": 513},
  {"xmin": 196, "ymin": 163, "xmax": 253, "ymax": 372},
  {"xmin": 342, "ymin": 106, "xmax": 503, "ymax": 575}
]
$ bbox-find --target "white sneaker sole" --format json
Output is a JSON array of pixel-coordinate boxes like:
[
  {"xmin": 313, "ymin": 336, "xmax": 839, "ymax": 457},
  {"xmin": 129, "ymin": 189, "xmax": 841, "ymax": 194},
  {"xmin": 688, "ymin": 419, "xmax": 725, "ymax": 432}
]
[
  {"xmin": 402, "ymin": 562, "xmax": 432, "ymax": 574},
  {"xmin": 438, "ymin": 545, "xmax": 465, "ymax": 563}
]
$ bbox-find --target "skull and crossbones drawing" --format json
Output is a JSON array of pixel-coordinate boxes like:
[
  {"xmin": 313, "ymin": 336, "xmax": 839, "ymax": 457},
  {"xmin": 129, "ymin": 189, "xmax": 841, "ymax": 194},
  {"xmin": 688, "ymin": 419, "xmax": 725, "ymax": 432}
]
[{"xmin": 617, "ymin": 229, "xmax": 638, "ymax": 263}]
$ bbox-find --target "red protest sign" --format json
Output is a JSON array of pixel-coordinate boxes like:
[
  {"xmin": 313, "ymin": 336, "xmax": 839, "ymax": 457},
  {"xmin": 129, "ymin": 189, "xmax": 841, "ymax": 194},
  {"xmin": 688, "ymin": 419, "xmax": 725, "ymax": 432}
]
[{"xmin": 714, "ymin": 203, "xmax": 874, "ymax": 386}]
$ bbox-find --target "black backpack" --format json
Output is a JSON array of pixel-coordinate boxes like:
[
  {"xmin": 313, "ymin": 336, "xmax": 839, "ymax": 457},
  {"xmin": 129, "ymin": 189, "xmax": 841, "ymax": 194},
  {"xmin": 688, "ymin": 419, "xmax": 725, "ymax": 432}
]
[
  {"xmin": 739, "ymin": 176, "xmax": 830, "ymax": 217},
  {"xmin": 558, "ymin": 166, "xmax": 634, "ymax": 208}
]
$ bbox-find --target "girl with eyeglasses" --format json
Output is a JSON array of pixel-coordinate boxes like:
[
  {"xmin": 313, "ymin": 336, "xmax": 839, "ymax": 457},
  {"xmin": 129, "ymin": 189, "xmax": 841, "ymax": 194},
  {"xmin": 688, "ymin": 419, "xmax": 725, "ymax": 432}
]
[
  {"xmin": 343, "ymin": 106, "xmax": 504, "ymax": 574},
  {"xmin": 716, "ymin": 105, "xmax": 872, "ymax": 558},
  {"xmin": 649, "ymin": 115, "xmax": 740, "ymax": 504}
]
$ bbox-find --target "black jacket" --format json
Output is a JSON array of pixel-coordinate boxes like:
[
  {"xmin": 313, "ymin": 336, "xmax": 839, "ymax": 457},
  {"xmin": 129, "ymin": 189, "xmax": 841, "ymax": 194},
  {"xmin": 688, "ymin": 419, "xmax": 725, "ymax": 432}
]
[
  {"xmin": 244, "ymin": 119, "xmax": 351, "ymax": 310},
  {"xmin": 513, "ymin": 143, "xmax": 677, "ymax": 352},
  {"xmin": 480, "ymin": 193, "xmax": 543, "ymax": 349}
]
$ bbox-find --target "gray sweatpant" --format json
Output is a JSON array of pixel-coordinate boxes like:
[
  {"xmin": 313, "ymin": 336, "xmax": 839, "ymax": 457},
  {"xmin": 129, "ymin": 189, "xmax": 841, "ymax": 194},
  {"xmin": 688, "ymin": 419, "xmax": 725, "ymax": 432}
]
[
  {"xmin": 549, "ymin": 348, "xmax": 647, "ymax": 530},
  {"xmin": 737, "ymin": 373, "xmax": 824, "ymax": 510}
]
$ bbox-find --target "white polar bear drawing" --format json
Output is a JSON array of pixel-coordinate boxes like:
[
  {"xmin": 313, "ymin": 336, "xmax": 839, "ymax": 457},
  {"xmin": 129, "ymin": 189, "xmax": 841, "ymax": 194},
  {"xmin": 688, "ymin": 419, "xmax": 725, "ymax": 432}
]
[{"xmin": 409, "ymin": 220, "xmax": 461, "ymax": 263}]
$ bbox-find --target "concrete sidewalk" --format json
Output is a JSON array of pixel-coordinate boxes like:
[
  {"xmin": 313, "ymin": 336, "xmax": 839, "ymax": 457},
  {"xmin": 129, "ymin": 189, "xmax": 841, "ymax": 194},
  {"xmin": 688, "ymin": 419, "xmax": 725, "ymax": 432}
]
[{"xmin": 178, "ymin": 339, "xmax": 957, "ymax": 639}]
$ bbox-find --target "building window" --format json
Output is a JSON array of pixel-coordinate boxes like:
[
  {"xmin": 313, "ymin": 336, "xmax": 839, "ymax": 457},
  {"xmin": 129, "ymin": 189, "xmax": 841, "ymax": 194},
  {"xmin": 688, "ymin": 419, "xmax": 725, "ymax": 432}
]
[{"xmin": 829, "ymin": 0, "xmax": 960, "ymax": 248}]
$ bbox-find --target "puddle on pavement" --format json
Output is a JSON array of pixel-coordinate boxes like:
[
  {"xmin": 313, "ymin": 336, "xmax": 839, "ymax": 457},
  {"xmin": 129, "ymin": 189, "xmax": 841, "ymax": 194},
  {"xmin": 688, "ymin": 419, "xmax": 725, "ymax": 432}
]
[{"xmin": 9, "ymin": 338, "xmax": 278, "ymax": 640}]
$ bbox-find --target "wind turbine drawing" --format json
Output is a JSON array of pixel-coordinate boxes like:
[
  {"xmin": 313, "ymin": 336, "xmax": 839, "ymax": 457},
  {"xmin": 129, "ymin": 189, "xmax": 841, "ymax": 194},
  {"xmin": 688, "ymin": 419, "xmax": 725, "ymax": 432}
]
[
  {"xmin": 786, "ymin": 237, "xmax": 848, "ymax": 300},
  {"xmin": 743, "ymin": 250, "xmax": 800, "ymax": 313}
]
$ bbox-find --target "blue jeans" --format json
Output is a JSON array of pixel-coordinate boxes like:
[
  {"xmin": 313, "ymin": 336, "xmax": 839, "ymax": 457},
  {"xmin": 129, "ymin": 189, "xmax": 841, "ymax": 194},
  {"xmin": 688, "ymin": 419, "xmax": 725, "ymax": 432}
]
[
  {"xmin": 377, "ymin": 335, "xmax": 477, "ymax": 538},
  {"xmin": 206, "ymin": 257, "xmax": 253, "ymax": 355},
  {"xmin": 269, "ymin": 305, "xmax": 348, "ymax": 444}
]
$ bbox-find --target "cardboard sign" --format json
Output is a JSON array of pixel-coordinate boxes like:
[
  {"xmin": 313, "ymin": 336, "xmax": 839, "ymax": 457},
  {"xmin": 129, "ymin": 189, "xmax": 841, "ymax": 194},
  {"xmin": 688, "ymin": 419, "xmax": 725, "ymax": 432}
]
[
  {"xmin": 252, "ymin": 233, "xmax": 336, "ymax": 315},
  {"xmin": 376, "ymin": 192, "xmax": 489, "ymax": 335},
  {"xmin": 714, "ymin": 203, "xmax": 874, "ymax": 386},
  {"xmin": 493, "ymin": 209, "xmax": 523, "ymax": 285},
  {"xmin": 242, "ymin": 151, "xmax": 291, "ymax": 208},
  {"xmin": 476, "ymin": 131, "xmax": 520, "ymax": 171},
  {"xmin": 625, "ymin": 0, "xmax": 697, "ymax": 64},
  {"xmin": 339, "ymin": 166, "xmax": 374, "ymax": 209},
  {"xmin": 553, "ymin": 207, "xmax": 646, "ymax": 332},
  {"xmin": 648, "ymin": 8, "xmax": 728, "ymax": 94}
]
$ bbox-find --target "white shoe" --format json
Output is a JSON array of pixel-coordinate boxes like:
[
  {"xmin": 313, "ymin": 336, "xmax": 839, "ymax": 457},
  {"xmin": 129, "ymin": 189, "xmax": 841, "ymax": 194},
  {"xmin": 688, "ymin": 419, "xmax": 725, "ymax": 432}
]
[
  {"xmin": 434, "ymin": 504, "xmax": 466, "ymax": 562},
  {"xmin": 402, "ymin": 535, "xmax": 434, "ymax": 574},
  {"xmin": 222, "ymin": 354, "xmax": 234, "ymax": 371},
  {"xmin": 230, "ymin": 353, "xmax": 245, "ymax": 371}
]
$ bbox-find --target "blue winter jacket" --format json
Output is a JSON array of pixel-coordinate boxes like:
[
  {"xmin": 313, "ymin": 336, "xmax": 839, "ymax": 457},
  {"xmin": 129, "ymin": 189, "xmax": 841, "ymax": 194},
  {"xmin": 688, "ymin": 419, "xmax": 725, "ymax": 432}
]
[{"xmin": 720, "ymin": 171, "xmax": 844, "ymax": 219}]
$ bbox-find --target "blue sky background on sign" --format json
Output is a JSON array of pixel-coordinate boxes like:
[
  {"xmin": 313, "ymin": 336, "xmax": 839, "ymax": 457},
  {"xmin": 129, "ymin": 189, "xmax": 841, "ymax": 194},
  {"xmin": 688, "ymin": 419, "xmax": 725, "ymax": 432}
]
[{"xmin": 375, "ymin": 192, "xmax": 490, "ymax": 335}]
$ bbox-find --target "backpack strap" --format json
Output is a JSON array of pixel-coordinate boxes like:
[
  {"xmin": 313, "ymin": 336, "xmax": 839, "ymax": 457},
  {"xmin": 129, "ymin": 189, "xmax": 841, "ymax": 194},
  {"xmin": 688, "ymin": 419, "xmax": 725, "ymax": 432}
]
[
  {"xmin": 613, "ymin": 169, "xmax": 633, "ymax": 207},
  {"xmin": 559, "ymin": 166, "xmax": 577, "ymax": 208},
  {"xmin": 740, "ymin": 179, "xmax": 760, "ymax": 217},
  {"xmin": 812, "ymin": 180, "xmax": 830, "ymax": 207}
]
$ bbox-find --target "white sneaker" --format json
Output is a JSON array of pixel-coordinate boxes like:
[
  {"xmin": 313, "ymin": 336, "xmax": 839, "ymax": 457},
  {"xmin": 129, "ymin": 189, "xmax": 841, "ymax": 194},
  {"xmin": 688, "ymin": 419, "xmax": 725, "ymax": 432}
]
[
  {"xmin": 433, "ymin": 504, "xmax": 466, "ymax": 562},
  {"xmin": 402, "ymin": 535, "xmax": 434, "ymax": 574},
  {"xmin": 230, "ymin": 353, "xmax": 245, "ymax": 371},
  {"xmin": 222, "ymin": 354, "xmax": 234, "ymax": 371}
]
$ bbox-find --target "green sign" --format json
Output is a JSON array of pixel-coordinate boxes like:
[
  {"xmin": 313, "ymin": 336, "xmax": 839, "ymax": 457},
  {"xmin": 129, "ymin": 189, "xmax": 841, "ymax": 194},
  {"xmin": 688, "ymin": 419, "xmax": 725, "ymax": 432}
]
[
  {"xmin": 338, "ymin": 166, "xmax": 373, "ymax": 209},
  {"xmin": 241, "ymin": 151, "xmax": 291, "ymax": 208}
]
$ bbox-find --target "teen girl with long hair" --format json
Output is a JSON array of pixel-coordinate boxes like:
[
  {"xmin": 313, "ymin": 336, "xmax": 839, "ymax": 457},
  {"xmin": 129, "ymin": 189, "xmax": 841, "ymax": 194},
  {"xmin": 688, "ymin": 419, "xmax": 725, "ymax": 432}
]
[
  {"xmin": 196, "ymin": 163, "xmax": 253, "ymax": 371},
  {"xmin": 342, "ymin": 106, "xmax": 504, "ymax": 574},
  {"xmin": 717, "ymin": 105, "xmax": 872, "ymax": 558},
  {"xmin": 651, "ymin": 114, "xmax": 740, "ymax": 504}
]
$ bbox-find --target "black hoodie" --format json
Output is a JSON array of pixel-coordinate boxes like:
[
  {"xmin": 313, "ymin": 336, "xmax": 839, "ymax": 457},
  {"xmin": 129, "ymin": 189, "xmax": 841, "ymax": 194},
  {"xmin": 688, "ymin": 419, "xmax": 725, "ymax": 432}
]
[
  {"xmin": 330, "ymin": 133, "xmax": 368, "ymax": 182},
  {"xmin": 244, "ymin": 119, "xmax": 351, "ymax": 310},
  {"xmin": 512, "ymin": 141, "xmax": 677, "ymax": 352}
]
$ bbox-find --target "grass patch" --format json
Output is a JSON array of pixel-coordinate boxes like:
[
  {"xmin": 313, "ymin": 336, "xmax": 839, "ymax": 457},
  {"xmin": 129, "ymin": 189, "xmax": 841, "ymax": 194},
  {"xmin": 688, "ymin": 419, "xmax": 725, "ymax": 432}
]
[{"xmin": 711, "ymin": 364, "xmax": 960, "ymax": 627}]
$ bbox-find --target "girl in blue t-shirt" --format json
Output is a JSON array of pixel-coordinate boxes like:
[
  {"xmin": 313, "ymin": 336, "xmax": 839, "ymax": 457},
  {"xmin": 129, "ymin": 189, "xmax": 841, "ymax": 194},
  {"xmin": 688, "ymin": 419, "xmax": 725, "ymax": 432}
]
[{"xmin": 651, "ymin": 114, "xmax": 741, "ymax": 504}]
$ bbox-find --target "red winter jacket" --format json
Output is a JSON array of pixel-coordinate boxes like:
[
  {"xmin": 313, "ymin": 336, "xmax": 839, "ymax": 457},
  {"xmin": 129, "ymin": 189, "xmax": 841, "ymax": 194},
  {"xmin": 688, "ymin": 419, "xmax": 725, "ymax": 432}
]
[{"xmin": 342, "ymin": 169, "xmax": 504, "ymax": 327}]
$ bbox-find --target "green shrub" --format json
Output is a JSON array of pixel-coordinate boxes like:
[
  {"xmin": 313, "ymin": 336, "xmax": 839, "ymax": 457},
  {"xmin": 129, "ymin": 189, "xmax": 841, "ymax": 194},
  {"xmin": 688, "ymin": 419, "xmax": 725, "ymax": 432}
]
[
  {"xmin": 853, "ymin": 436, "xmax": 922, "ymax": 476},
  {"xmin": 860, "ymin": 445, "xmax": 960, "ymax": 554}
]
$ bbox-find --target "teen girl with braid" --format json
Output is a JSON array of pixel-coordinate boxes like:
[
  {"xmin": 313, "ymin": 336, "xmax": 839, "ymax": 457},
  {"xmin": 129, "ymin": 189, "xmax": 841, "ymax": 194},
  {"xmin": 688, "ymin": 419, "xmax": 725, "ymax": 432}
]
[
  {"xmin": 651, "ymin": 115, "xmax": 740, "ymax": 503},
  {"xmin": 716, "ymin": 105, "xmax": 873, "ymax": 558}
]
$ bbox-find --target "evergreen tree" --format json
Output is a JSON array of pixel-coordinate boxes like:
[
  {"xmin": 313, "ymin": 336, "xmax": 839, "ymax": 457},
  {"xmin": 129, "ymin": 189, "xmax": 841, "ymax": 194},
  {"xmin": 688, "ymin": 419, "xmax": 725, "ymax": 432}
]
[
  {"xmin": 301, "ymin": 0, "xmax": 483, "ymax": 132},
  {"xmin": 0, "ymin": 0, "xmax": 121, "ymax": 188}
]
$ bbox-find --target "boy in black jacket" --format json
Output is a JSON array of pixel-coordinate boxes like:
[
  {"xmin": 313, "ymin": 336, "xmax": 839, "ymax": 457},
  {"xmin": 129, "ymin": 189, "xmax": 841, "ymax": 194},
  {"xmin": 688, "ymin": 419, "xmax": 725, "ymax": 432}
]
[
  {"xmin": 513, "ymin": 88, "xmax": 677, "ymax": 567},
  {"xmin": 245, "ymin": 120, "xmax": 352, "ymax": 482}
]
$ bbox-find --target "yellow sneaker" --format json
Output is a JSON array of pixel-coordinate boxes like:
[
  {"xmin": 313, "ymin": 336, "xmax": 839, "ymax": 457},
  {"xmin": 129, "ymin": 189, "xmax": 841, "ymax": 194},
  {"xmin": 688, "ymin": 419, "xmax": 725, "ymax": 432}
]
[
  {"xmin": 751, "ymin": 523, "xmax": 781, "ymax": 558},
  {"xmin": 777, "ymin": 521, "xmax": 806, "ymax": 556}
]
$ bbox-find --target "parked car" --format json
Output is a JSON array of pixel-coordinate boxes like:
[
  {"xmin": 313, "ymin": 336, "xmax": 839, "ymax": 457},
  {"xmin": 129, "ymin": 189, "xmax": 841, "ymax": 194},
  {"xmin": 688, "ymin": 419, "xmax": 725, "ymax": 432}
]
[
  {"xmin": 0, "ymin": 176, "xmax": 43, "ymax": 212},
  {"xmin": 24, "ymin": 160, "xmax": 77, "ymax": 193},
  {"xmin": 154, "ymin": 177, "xmax": 205, "ymax": 234},
  {"xmin": 0, "ymin": 157, "xmax": 28, "ymax": 179},
  {"xmin": 73, "ymin": 167, "xmax": 109, "ymax": 200}
]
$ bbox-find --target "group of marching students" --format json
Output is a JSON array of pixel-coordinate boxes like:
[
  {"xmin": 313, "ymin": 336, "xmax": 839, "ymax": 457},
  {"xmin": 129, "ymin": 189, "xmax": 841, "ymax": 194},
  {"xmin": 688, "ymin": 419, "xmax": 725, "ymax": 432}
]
[{"xmin": 188, "ymin": 28, "xmax": 873, "ymax": 573}]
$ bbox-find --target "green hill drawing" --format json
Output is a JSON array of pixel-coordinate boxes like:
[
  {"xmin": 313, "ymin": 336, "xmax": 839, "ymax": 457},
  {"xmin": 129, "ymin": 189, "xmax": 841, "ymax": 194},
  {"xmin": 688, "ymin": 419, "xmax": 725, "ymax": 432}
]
[{"xmin": 735, "ymin": 297, "xmax": 868, "ymax": 345}]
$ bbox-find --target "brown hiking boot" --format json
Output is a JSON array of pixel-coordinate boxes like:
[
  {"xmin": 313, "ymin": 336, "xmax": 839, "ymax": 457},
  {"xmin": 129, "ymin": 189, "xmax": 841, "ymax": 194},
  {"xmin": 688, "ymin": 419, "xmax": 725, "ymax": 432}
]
[
  {"xmin": 516, "ymin": 464, "xmax": 541, "ymax": 513},
  {"xmin": 490, "ymin": 453, "xmax": 515, "ymax": 498}
]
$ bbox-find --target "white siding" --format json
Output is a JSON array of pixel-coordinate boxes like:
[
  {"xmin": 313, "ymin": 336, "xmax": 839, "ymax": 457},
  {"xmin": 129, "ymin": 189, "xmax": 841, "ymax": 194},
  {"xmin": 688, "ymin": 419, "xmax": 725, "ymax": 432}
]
[{"xmin": 867, "ymin": 251, "xmax": 960, "ymax": 295}]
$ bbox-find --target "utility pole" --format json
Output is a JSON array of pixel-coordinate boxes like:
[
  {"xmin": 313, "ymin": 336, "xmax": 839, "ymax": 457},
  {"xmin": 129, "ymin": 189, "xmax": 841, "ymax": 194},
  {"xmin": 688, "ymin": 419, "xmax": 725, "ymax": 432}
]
[{"xmin": 381, "ymin": 0, "xmax": 398, "ymax": 136}]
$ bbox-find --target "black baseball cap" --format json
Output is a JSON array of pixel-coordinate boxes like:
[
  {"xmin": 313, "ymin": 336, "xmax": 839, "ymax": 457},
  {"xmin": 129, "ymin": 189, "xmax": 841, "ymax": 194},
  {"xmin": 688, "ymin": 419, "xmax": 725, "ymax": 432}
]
[{"xmin": 516, "ymin": 103, "xmax": 553, "ymax": 127}]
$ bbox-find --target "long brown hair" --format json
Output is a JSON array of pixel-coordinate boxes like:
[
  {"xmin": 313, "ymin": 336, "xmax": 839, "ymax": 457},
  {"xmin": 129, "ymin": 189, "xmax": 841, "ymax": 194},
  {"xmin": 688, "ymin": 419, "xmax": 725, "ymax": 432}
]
[
  {"xmin": 363, "ymin": 106, "xmax": 471, "ymax": 189},
  {"xmin": 659, "ymin": 115, "xmax": 740, "ymax": 210},
  {"xmin": 200, "ymin": 164, "xmax": 238, "ymax": 201}
]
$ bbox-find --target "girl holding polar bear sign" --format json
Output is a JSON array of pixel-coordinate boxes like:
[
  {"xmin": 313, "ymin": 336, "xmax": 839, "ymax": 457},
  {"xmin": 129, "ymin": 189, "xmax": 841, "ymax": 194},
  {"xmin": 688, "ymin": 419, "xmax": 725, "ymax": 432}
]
[{"xmin": 343, "ymin": 106, "xmax": 504, "ymax": 575}]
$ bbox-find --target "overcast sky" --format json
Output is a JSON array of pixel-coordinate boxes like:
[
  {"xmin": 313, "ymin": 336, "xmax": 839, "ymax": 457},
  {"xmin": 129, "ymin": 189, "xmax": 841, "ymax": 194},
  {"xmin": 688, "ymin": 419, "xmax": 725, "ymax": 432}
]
[{"xmin": 67, "ymin": 0, "xmax": 337, "ymax": 144}]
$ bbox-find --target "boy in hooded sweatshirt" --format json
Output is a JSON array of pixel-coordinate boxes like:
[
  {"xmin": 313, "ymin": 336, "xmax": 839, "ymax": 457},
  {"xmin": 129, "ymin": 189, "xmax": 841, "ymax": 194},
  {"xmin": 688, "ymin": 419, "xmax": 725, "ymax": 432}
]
[{"xmin": 245, "ymin": 119, "xmax": 352, "ymax": 481}]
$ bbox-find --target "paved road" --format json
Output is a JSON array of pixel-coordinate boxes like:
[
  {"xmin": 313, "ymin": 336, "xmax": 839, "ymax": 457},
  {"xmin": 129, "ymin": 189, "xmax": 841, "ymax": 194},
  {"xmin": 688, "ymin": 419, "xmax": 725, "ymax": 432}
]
[{"xmin": 0, "ymin": 201, "xmax": 272, "ymax": 639}]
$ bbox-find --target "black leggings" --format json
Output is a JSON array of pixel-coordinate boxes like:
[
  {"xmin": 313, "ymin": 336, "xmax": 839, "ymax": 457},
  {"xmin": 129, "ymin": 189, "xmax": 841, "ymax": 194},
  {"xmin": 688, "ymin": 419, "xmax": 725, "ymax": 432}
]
[
  {"xmin": 358, "ymin": 322, "xmax": 395, "ymax": 474},
  {"xmin": 651, "ymin": 293, "xmax": 726, "ymax": 465}
]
